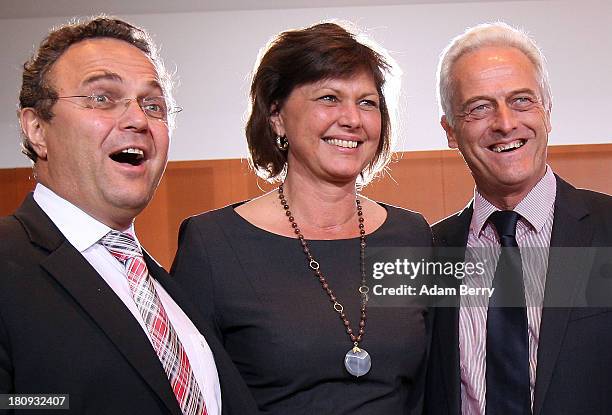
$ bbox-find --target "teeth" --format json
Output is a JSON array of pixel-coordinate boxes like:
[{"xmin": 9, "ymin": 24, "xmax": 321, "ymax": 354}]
[
  {"xmin": 491, "ymin": 140, "xmax": 525, "ymax": 153},
  {"xmin": 110, "ymin": 147, "xmax": 145, "ymax": 166},
  {"xmin": 121, "ymin": 148, "xmax": 144, "ymax": 158},
  {"xmin": 324, "ymin": 138, "xmax": 358, "ymax": 148}
]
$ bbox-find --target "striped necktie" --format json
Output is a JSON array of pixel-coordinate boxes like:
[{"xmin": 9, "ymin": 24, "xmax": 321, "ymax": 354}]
[{"xmin": 100, "ymin": 230, "xmax": 207, "ymax": 415}]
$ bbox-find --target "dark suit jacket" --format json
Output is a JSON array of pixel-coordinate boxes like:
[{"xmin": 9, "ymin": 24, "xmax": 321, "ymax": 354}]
[
  {"xmin": 425, "ymin": 176, "xmax": 612, "ymax": 415},
  {"xmin": 0, "ymin": 194, "xmax": 259, "ymax": 415}
]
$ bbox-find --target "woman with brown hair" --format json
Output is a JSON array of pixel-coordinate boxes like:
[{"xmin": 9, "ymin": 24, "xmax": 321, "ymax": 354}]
[{"xmin": 172, "ymin": 22, "xmax": 432, "ymax": 414}]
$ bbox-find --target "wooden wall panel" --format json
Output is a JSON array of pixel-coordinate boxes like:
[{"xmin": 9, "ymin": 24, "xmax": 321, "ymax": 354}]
[
  {"xmin": 0, "ymin": 169, "xmax": 18, "ymax": 215},
  {"xmin": 547, "ymin": 145, "xmax": 612, "ymax": 195},
  {"xmin": 0, "ymin": 168, "xmax": 35, "ymax": 216},
  {"xmin": 439, "ymin": 151, "xmax": 475, "ymax": 216},
  {"xmin": 364, "ymin": 151, "xmax": 447, "ymax": 222},
  {"xmin": 2, "ymin": 143, "xmax": 610, "ymax": 270}
]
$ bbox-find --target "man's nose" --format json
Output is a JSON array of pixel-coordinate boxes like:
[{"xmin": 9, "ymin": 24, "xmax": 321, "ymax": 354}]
[
  {"xmin": 491, "ymin": 104, "xmax": 519, "ymax": 134},
  {"xmin": 118, "ymin": 98, "xmax": 149, "ymax": 131}
]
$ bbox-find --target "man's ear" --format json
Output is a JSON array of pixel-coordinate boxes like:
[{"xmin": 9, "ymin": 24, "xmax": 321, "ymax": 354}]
[
  {"xmin": 544, "ymin": 108, "xmax": 552, "ymax": 134},
  {"xmin": 19, "ymin": 108, "xmax": 48, "ymax": 160},
  {"xmin": 441, "ymin": 115, "xmax": 458, "ymax": 149},
  {"xmin": 269, "ymin": 102, "xmax": 285, "ymax": 137}
]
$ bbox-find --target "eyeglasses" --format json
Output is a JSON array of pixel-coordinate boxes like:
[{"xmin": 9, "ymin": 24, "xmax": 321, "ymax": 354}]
[{"xmin": 55, "ymin": 94, "xmax": 183, "ymax": 121}]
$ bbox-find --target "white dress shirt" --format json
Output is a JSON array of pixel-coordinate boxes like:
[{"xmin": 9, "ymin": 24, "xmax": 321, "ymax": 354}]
[{"xmin": 34, "ymin": 184, "xmax": 221, "ymax": 414}]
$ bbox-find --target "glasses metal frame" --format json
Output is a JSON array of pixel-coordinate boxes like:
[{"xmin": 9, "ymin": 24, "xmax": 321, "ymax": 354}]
[{"xmin": 54, "ymin": 94, "xmax": 183, "ymax": 121}]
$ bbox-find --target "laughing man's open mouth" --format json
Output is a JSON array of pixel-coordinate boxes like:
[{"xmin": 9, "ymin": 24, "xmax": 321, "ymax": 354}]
[
  {"xmin": 110, "ymin": 148, "xmax": 145, "ymax": 166},
  {"xmin": 489, "ymin": 139, "xmax": 526, "ymax": 153}
]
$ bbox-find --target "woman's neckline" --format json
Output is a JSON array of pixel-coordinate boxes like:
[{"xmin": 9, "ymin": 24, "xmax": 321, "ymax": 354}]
[{"xmin": 229, "ymin": 201, "xmax": 391, "ymax": 242}]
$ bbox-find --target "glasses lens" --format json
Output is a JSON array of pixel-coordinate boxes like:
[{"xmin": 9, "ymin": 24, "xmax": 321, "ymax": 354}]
[
  {"xmin": 141, "ymin": 96, "xmax": 168, "ymax": 120},
  {"xmin": 85, "ymin": 95, "xmax": 115, "ymax": 110}
]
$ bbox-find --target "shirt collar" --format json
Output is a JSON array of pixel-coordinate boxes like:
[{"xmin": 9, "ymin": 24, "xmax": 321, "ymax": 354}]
[
  {"xmin": 33, "ymin": 183, "xmax": 136, "ymax": 252},
  {"xmin": 471, "ymin": 166, "xmax": 557, "ymax": 235}
]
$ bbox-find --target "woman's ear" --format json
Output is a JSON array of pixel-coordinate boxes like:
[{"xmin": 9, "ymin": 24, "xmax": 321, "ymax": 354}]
[{"xmin": 269, "ymin": 102, "xmax": 285, "ymax": 137}]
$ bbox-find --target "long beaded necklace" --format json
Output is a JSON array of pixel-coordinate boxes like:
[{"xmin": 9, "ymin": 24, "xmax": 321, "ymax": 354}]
[{"xmin": 278, "ymin": 184, "xmax": 372, "ymax": 377}]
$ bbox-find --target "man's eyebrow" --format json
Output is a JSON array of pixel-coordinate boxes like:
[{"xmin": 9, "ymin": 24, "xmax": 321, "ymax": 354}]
[
  {"xmin": 81, "ymin": 71, "xmax": 123, "ymax": 86},
  {"xmin": 509, "ymin": 88, "xmax": 539, "ymax": 96},
  {"xmin": 460, "ymin": 95, "xmax": 493, "ymax": 109},
  {"xmin": 460, "ymin": 88, "xmax": 540, "ymax": 109},
  {"xmin": 146, "ymin": 79, "xmax": 163, "ymax": 93}
]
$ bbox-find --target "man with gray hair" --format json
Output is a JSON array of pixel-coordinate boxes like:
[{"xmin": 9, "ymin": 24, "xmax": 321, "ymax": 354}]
[
  {"xmin": 0, "ymin": 16, "xmax": 257, "ymax": 414},
  {"xmin": 425, "ymin": 22, "xmax": 612, "ymax": 414}
]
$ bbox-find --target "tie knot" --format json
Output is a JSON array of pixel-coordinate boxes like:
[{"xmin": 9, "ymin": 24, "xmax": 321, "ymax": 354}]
[
  {"xmin": 489, "ymin": 210, "xmax": 521, "ymax": 240},
  {"xmin": 99, "ymin": 230, "xmax": 142, "ymax": 263}
]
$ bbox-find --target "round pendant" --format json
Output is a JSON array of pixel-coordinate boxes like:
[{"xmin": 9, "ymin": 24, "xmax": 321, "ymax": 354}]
[{"xmin": 344, "ymin": 347, "xmax": 371, "ymax": 377}]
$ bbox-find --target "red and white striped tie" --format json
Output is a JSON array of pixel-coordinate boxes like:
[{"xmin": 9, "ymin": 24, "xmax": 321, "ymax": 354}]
[{"xmin": 100, "ymin": 230, "xmax": 207, "ymax": 415}]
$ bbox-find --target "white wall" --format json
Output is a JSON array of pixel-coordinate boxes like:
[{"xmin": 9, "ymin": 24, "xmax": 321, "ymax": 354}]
[{"xmin": 1, "ymin": 0, "xmax": 610, "ymax": 168}]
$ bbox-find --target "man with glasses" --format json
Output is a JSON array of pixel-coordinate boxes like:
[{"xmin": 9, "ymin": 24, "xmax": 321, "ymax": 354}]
[
  {"xmin": 0, "ymin": 16, "xmax": 257, "ymax": 414},
  {"xmin": 425, "ymin": 22, "xmax": 612, "ymax": 415}
]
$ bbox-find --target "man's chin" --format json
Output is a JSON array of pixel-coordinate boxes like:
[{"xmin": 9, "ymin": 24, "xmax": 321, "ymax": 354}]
[
  {"xmin": 106, "ymin": 190, "xmax": 154, "ymax": 216},
  {"xmin": 482, "ymin": 171, "xmax": 541, "ymax": 195}
]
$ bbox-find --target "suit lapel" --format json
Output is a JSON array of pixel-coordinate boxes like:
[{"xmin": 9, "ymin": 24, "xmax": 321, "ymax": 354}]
[
  {"xmin": 15, "ymin": 196, "xmax": 183, "ymax": 415},
  {"xmin": 432, "ymin": 204, "xmax": 473, "ymax": 415},
  {"xmin": 533, "ymin": 177, "xmax": 594, "ymax": 415}
]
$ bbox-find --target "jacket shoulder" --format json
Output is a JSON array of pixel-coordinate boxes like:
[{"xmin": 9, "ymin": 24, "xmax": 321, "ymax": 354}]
[
  {"xmin": 180, "ymin": 204, "xmax": 237, "ymax": 230},
  {"xmin": 431, "ymin": 208, "xmax": 471, "ymax": 247},
  {"xmin": 556, "ymin": 176, "xmax": 612, "ymax": 228},
  {"xmin": 384, "ymin": 203, "xmax": 430, "ymax": 228},
  {"xmin": 0, "ymin": 214, "xmax": 30, "ymax": 255},
  {"xmin": 432, "ymin": 211, "xmax": 463, "ymax": 234},
  {"xmin": 575, "ymin": 187, "xmax": 612, "ymax": 211}
]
